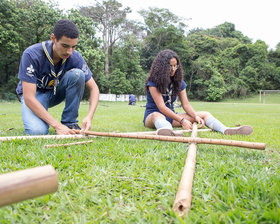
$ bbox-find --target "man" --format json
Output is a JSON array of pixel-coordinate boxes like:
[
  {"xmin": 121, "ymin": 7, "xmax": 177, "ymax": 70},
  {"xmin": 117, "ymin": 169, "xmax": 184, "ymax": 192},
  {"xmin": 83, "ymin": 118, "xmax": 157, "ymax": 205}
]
[{"xmin": 16, "ymin": 19, "xmax": 99, "ymax": 135}]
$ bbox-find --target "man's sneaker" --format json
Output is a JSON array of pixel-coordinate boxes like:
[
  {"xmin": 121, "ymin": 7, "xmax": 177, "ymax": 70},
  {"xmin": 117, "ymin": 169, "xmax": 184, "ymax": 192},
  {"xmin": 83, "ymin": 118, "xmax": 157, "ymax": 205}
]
[
  {"xmin": 156, "ymin": 128, "xmax": 184, "ymax": 137},
  {"xmin": 224, "ymin": 125, "xmax": 253, "ymax": 136},
  {"xmin": 66, "ymin": 124, "xmax": 81, "ymax": 130}
]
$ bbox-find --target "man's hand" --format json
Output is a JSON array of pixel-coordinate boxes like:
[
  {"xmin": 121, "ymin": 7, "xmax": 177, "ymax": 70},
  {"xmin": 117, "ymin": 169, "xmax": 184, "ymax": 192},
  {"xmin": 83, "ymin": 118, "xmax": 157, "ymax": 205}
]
[
  {"xmin": 55, "ymin": 123, "xmax": 76, "ymax": 135},
  {"xmin": 81, "ymin": 116, "xmax": 92, "ymax": 132}
]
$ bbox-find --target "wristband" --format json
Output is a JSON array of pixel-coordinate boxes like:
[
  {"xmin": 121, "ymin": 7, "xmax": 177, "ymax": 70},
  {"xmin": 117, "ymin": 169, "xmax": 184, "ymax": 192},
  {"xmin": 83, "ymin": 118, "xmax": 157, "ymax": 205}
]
[{"xmin": 179, "ymin": 118, "xmax": 185, "ymax": 125}]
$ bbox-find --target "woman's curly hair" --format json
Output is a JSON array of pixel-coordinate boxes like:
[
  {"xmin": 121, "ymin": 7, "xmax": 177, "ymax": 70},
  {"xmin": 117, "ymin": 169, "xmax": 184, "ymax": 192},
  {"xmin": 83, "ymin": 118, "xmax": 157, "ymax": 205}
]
[{"xmin": 145, "ymin": 49, "xmax": 183, "ymax": 95}]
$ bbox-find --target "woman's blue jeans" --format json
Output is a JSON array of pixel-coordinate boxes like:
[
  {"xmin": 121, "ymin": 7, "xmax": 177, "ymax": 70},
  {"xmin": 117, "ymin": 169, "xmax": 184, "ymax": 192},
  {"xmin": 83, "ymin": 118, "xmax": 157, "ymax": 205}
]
[{"xmin": 20, "ymin": 69, "xmax": 85, "ymax": 135}]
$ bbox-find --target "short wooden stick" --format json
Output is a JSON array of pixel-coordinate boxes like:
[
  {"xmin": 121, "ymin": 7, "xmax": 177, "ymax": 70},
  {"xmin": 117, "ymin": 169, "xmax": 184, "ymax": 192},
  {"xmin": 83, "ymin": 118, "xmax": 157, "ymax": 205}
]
[
  {"xmin": 173, "ymin": 123, "xmax": 198, "ymax": 217},
  {"xmin": 0, "ymin": 134, "xmax": 88, "ymax": 142},
  {"xmin": 44, "ymin": 140, "xmax": 94, "ymax": 148},
  {"xmin": 0, "ymin": 165, "xmax": 58, "ymax": 207},
  {"xmin": 74, "ymin": 130, "xmax": 266, "ymax": 150}
]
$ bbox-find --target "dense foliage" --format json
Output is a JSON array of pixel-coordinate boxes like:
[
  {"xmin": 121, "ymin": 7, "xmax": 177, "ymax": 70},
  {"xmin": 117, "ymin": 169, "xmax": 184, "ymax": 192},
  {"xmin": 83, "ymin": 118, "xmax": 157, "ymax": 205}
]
[{"xmin": 1, "ymin": 0, "xmax": 280, "ymax": 101}]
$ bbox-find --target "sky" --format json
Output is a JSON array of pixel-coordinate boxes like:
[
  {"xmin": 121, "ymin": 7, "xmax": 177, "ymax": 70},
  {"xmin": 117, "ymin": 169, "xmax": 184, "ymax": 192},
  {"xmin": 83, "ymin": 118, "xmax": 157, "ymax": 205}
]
[{"xmin": 57, "ymin": 0, "xmax": 280, "ymax": 49}]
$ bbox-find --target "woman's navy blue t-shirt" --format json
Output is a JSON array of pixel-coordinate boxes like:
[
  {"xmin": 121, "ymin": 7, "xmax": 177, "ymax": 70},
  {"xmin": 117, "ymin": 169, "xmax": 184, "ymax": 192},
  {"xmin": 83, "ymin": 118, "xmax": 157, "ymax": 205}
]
[{"xmin": 143, "ymin": 80, "xmax": 187, "ymax": 124}]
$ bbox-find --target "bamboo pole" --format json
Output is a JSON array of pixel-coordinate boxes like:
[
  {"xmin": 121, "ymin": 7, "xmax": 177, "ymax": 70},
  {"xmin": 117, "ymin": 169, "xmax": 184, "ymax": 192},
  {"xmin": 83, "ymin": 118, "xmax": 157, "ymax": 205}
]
[
  {"xmin": 41, "ymin": 129, "xmax": 209, "ymax": 148},
  {"xmin": 0, "ymin": 165, "xmax": 58, "ymax": 207},
  {"xmin": 44, "ymin": 140, "xmax": 94, "ymax": 148},
  {"xmin": 123, "ymin": 128, "xmax": 212, "ymax": 135},
  {"xmin": 0, "ymin": 134, "xmax": 89, "ymax": 142},
  {"xmin": 173, "ymin": 123, "xmax": 198, "ymax": 217},
  {"xmin": 75, "ymin": 130, "xmax": 266, "ymax": 150}
]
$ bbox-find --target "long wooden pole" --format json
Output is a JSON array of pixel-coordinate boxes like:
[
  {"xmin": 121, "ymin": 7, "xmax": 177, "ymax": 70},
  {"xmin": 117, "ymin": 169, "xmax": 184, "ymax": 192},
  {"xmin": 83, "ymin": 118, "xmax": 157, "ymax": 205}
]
[
  {"xmin": 124, "ymin": 128, "xmax": 212, "ymax": 135},
  {"xmin": 0, "ymin": 165, "xmax": 58, "ymax": 207},
  {"xmin": 0, "ymin": 134, "xmax": 89, "ymax": 142},
  {"xmin": 173, "ymin": 123, "xmax": 198, "ymax": 217},
  {"xmin": 0, "ymin": 130, "xmax": 210, "ymax": 143},
  {"xmin": 43, "ymin": 130, "xmax": 212, "ymax": 148},
  {"xmin": 42, "ymin": 130, "xmax": 212, "ymax": 148},
  {"xmin": 75, "ymin": 130, "xmax": 266, "ymax": 150}
]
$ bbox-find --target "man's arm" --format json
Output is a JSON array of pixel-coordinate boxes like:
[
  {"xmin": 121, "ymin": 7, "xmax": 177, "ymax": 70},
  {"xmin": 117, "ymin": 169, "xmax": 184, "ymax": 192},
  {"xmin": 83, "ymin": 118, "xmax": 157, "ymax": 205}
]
[
  {"xmin": 81, "ymin": 77, "xmax": 99, "ymax": 131},
  {"xmin": 22, "ymin": 81, "xmax": 76, "ymax": 135}
]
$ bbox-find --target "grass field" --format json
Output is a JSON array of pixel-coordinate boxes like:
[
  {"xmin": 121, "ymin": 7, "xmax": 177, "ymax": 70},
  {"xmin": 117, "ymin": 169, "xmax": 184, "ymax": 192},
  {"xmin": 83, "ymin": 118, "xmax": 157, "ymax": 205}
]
[{"xmin": 0, "ymin": 97, "xmax": 279, "ymax": 223}]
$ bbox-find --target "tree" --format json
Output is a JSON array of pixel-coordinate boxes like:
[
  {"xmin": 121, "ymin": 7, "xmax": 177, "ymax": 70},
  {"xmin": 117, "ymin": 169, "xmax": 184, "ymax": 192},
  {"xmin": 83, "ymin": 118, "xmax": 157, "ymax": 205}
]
[
  {"xmin": 191, "ymin": 58, "xmax": 226, "ymax": 100},
  {"xmin": 239, "ymin": 66, "xmax": 259, "ymax": 92},
  {"xmin": 0, "ymin": 0, "xmax": 61, "ymax": 99},
  {"xmin": 207, "ymin": 22, "xmax": 251, "ymax": 44},
  {"xmin": 139, "ymin": 7, "xmax": 189, "ymax": 72},
  {"xmin": 186, "ymin": 32, "xmax": 219, "ymax": 55},
  {"xmin": 206, "ymin": 72, "xmax": 227, "ymax": 101},
  {"xmin": 0, "ymin": 0, "xmax": 23, "ymax": 96},
  {"xmin": 111, "ymin": 35, "xmax": 146, "ymax": 95},
  {"xmin": 109, "ymin": 69, "xmax": 132, "ymax": 94},
  {"xmin": 16, "ymin": 0, "xmax": 62, "ymax": 44},
  {"xmin": 139, "ymin": 7, "xmax": 187, "ymax": 34},
  {"xmin": 268, "ymin": 43, "xmax": 280, "ymax": 67},
  {"xmin": 215, "ymin": 43, "xmax": 252, "ymax": 97},
  {"xmin": 79, "ymin": 0, "xmax": 131, "ymax": 80},
  {"xmin": 67, "ymin": 10, "xmax": 105, "ymax": 97}
]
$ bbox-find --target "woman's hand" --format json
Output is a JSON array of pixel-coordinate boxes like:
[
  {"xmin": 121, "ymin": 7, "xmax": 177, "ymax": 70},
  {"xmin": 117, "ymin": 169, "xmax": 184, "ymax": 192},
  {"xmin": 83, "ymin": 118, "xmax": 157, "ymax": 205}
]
[
  {"xmin": 181, "ymin": 118, "xmax": 193, "ymax": 130},
  {"xmin": 195, "ymin": 115, "xmax": 205, "ymax": 128}
]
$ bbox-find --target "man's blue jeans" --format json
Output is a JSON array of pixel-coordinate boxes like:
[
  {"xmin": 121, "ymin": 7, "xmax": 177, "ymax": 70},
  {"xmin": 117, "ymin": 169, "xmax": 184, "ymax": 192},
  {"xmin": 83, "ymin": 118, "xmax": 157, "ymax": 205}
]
[{"xmin": 20, "ymin": 69, "xmax": 85, "ymax": 135}]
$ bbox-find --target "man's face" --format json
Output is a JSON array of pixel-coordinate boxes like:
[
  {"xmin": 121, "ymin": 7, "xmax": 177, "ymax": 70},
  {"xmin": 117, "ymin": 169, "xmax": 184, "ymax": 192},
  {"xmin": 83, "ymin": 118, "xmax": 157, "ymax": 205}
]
[{"xmin": 51, "ymin": 34, "xmax": 78, "ymax": 60}]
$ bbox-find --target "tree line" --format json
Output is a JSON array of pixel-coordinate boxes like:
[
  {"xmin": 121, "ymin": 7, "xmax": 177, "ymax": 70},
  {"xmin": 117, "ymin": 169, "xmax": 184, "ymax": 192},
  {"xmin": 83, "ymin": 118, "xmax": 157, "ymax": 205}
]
[{"xmin": 1, "ymin": 0, "xmax": 280, "ymax": 101}]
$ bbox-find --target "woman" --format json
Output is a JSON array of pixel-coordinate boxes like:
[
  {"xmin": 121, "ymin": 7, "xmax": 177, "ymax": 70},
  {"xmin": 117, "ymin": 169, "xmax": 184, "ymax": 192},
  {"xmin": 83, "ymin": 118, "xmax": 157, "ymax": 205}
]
[{"xmin": 143, "ymin": 49, "xmax": 253, "ymax": 136}]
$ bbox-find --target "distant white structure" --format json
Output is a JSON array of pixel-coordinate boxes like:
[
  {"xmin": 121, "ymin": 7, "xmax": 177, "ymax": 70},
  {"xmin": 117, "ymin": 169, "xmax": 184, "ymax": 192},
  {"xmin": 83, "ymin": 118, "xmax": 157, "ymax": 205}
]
[
  {"xmin": 99, "ymin": 94, "xmax": 146, "ymax": 102},
  {"xmin": 259, "ymin": 90, "xmax": 280, "ymax": 104}
]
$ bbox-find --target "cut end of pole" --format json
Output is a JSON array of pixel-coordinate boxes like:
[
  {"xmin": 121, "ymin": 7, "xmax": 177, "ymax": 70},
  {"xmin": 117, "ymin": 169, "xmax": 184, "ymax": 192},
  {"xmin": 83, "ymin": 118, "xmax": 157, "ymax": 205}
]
[
  {"xmin": 173, "ymin": 199, "xmax": 190, "ymax": 218},
  {"xmin": 0, "ymin": 165, "xmax": 58, "ymax": 207}
]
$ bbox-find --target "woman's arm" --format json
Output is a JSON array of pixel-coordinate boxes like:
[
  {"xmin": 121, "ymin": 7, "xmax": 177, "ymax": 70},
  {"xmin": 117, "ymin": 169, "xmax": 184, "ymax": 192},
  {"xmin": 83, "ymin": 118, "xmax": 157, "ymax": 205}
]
[
  {"xmin": 149, "ymin": 86, "xmax": 185, "ymax": 123},
  {"xmin": 178, "ymin": 89, "xmax": 196, "ymax": 118},
  {"xmin": 179, "ymin": 89, "xmax": 205, "ymax": 127}
]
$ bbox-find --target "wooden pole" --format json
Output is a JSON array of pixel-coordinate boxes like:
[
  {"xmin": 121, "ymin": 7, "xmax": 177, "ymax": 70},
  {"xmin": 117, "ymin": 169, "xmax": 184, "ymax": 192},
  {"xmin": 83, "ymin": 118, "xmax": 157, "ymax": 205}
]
[
  {"xmin": 44, "ymin": 140, "xmax": 94, "ymax": 148},
  {"xmin": 75, "ymin": 130, "xmax": 266, "ymax": 150},
  {"xmin": 0, "ymin": 165, "xmax": 58, "ymax": 207},
  {"xmin": 123, "ymin": 128, "xmax": 212, "ymax": 135},
  {"xmin": 0, "ymin": 134, "xmax": 89, "ymax": 142},
  {"xmin": 40, "ymin": 129, "xmax": 211, "ymax": 148},
  {"xmin": 173, "ymin": 123, "xmax": 198, "ymax": 217}
]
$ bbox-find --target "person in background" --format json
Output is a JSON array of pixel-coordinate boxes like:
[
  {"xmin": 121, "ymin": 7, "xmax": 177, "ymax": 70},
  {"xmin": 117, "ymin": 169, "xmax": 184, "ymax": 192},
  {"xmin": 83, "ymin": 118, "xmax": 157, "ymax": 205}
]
[
  {"xmin": 143, "ymin": 49, "xmax": 253, "ymax": 136},
  {"xmin": 129, "ymin": 94, "xmax": 136, "ymax": 105},
  {"xmin": 16, "ymin": 19, "xmax": 99, "ymax": 135}
]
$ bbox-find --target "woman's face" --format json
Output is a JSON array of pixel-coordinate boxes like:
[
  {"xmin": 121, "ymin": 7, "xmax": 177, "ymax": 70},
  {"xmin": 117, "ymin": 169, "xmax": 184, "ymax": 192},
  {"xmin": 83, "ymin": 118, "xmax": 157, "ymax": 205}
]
[{"xmin": 169, "ymin": 58, "xmax": 178, "ymax": 77}]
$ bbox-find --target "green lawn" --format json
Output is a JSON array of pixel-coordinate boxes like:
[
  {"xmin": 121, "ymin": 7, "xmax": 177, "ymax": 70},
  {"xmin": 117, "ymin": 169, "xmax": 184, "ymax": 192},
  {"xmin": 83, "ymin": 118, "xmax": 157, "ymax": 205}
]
[{"xmin": 0, "ymin": 98, "xmax": 279, "ymax": 223}]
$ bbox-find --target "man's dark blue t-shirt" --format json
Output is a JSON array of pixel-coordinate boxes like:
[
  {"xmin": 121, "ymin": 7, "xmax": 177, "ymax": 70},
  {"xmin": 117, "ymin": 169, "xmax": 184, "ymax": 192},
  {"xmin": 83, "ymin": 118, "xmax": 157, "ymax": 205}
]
[{"xmin": 16, "ymin": 40, "xmax": 92, "ymax": 94}]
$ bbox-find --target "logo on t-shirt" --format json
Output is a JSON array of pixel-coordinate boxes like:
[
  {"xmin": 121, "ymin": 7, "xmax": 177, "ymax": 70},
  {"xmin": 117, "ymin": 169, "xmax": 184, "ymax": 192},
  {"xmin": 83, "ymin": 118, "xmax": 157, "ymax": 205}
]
[
  {"xmin": 26, "ymin": 64, "xmax": 35, "ymax": 77},
  {"xmin": 37, "ymin": 73, "xmax": 53, "ymax": 89},
  {"xmin": 82, "ymin": 63, "xmax": 88, "ymax": 75}
]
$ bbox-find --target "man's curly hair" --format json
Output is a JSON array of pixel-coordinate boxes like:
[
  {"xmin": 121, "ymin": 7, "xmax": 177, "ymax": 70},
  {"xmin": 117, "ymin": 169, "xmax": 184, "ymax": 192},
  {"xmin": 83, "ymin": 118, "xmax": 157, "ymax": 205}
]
[{"xmin": 145, "ymin": 49, "xmax": 183, "ymax": 95}]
